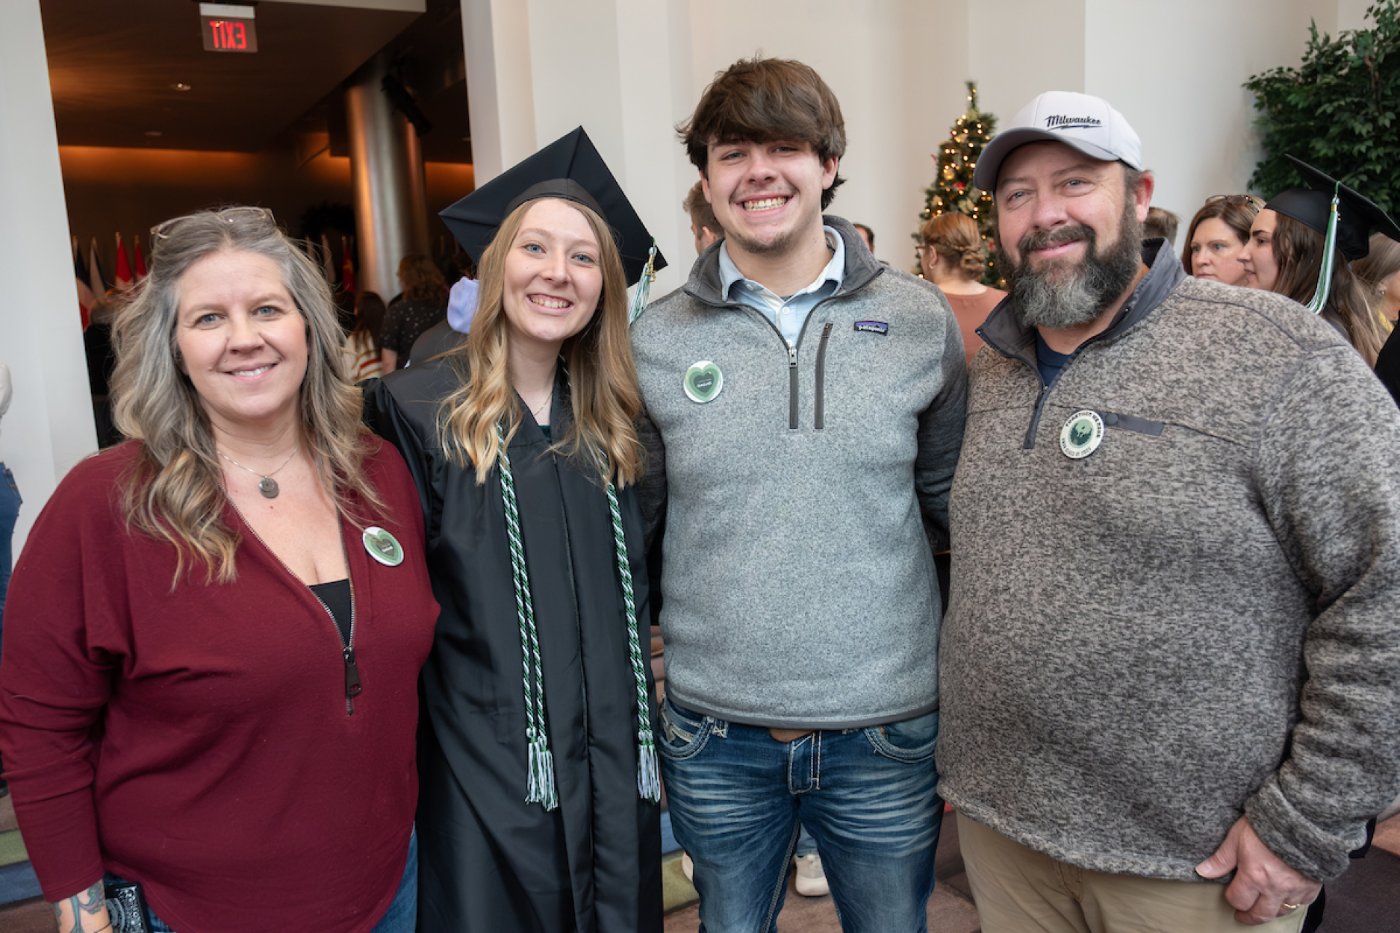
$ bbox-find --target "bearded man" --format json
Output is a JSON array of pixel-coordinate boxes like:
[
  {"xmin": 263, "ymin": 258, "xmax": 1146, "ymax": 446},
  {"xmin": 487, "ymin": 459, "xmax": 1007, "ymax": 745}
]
[{"xmin": 938, "ymin": 91, "xmax": 1400, "ymax": 933}]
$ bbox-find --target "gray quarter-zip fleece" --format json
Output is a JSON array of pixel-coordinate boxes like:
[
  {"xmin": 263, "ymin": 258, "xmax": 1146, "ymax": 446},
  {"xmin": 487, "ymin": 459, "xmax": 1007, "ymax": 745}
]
[
  {"xmin": 633, "ymin": 216, "xmax": 967, "ymax": 729},
  {"xmin": 940, "ymin": 245, "xmax": 1400, "ymax": 883}
]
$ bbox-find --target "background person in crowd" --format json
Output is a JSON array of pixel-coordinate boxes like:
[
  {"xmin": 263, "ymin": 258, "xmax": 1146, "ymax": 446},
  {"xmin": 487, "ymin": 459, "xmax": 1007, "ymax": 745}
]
[
  {"xmin": 367, "ymin": 128, "xmax": 667, "ymax": 933},
  {"xmin": 344, "ymin": 289, "xmax": 387, "ymax": 381},
  {"xmin": 1143, "ymin": 205, "xmax": 1180, "ymax": 247},
  {"xmin": 634, "ymin": 57, "xmax": 966, "ymax": 932},
  {"xmin": 407, "ymin": 274, "xmax": 479, "ymax": 364},
  {"xmin": 1239, "ymin": 157, "xmax": 1395, "ymax": 365},
  {"xmin": 379, "ymin": 253, "xmax": 448, "ymax": 372},
  {"xmin": 0, "ymin": 362, "xmax": 15, "ymax": 631},
  {"xmin": 918, "ymin": 211, "xmax": 1007, "ymax": 361},
  {"xmin": 940, "ymin": 90, "xmax": 1400, "ymax": 933},
  {"xmin": 1353, "ymin": 231, "xmax": 1400, "ymax": 327},
  {"xmin": 0, "ymin": 206, "xmax": 438, "ymax": 933},
  {"xmin": 0, "ymin": 362, "xmax": 12, "ymax": 799},
  {"xmin": 1182, "ymin": 194, "xmax": 1260, "ymax": 286},
  {"xmin": 852, "ymin": 221, "xmax": 875, "ymax": 253},
  {"xmin": 82, "ymin": 296, "xmax": 122, "ymax": 447},
  {"xmin": 684, "ymin": 179, "xmax": 723, "ymax": 255},
  {"xmin": 1365, "ymin": 234, "xmax": 1400, "ymax": 405}
]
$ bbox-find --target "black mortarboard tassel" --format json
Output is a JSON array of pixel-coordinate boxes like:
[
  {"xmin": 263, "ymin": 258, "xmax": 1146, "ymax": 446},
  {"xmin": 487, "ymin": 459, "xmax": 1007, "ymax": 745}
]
[{"xmin": 438, "ymin": 126, "xmax": 666, "ymax": 287}]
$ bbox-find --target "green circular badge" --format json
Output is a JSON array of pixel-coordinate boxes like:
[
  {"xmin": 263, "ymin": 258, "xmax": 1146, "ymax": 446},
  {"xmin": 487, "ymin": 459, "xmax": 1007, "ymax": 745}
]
[
  {"xmin": 1059, "ymin": 410, "xmax": 1105, "ymax": 460},
  {"xmin": 683, "ymin": 360, "xmax": 724, "ymax": 404},
  {"xmin": 362, "ymin": 526, "xmax": 404, "ymax": 567}
]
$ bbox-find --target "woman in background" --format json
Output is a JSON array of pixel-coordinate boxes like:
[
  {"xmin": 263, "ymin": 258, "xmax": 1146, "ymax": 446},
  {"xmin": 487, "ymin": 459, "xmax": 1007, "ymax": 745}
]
[
  {"xmin": 917, "ymin": 212, "xmax": 1006, "ymax": 361},
  {"xmin": 1353, "ymin": 232, "xmax": 1400, "ymax": 328},
  {"xmin": 0, "ymin": 207, "xmax": 437, "ymax": 933},
  {"xmin": 1239, "ymin": 159, "xmax": 1394, "ymax": 366},
  {"xmin": 1181, "ymin": 194, "xmax": 1259, "ymax": 286},
  {"xmin": 380, "ymin": 254, "xmax": 448, "ymax": 372},
  {"xmin": 344, "ymin": 289, "xmax": 388, "ymax": 381}
]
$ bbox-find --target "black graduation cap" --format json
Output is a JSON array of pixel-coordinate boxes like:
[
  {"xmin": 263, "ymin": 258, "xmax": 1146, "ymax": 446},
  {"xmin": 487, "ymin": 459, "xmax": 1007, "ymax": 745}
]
[
  {"xmin": 1266, "ymin": 155, "xmax": 1400, "ymax": 261},
  {"xmin": 439, "ymin": 126, "xmax": 666, "ymax": 286}
]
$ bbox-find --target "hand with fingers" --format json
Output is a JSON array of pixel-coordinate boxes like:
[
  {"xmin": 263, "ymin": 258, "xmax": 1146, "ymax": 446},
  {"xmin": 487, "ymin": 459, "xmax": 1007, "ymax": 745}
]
[{"xmin": 1196, "ymin": 816, "xmax": 1322, "ymax": 925}]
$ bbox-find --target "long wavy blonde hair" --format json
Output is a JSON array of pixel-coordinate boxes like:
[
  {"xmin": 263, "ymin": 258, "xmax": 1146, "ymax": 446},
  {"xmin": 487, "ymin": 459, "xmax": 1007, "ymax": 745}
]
[
  {"xmin": 437, "ymin": 196, "xmax": 643, "ymax": 486},
  {"xmin": 110, "ymin": 207, "xmax": 381, "ymax": 584}
]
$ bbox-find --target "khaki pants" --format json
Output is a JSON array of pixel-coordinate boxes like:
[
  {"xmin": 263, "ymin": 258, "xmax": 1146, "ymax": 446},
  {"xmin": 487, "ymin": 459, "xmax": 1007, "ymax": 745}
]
[{"xmin": 957, "ymin": 813, "xmax": 1307, "ymax": 933}]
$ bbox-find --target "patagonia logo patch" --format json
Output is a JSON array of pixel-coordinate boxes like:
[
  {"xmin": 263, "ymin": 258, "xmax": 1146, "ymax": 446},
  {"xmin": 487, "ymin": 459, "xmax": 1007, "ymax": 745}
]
[{"xmin": 854, "ymin": 320, "xmax": 889, "ymax": 335}]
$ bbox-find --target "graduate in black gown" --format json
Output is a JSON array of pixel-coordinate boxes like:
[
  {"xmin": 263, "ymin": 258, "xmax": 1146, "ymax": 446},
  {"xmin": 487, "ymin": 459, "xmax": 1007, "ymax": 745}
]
[{"xmin": 366, "ymin": 128, "xmax": 667, "ymax": 932}]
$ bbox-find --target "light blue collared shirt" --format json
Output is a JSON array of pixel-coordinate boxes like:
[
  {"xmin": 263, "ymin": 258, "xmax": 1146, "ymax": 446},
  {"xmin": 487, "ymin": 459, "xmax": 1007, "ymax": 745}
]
[{"xmin": 717, "ymin": 227, "xmax": 845, "ymax": 348}]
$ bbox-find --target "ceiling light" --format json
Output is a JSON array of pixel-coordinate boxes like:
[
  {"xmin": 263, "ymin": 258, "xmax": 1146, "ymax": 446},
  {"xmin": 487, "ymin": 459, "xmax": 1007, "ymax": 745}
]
[{"xmin": 171, "ymin": 82, "xmax": 192, "ymax": 92}]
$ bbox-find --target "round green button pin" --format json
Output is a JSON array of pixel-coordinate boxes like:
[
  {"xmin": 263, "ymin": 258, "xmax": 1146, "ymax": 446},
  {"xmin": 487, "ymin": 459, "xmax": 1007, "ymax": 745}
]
[
  {"xmin": 1059, "ymin": 410, "xmax": 1105, "ymax": 460},
  {"xmin": 362, "ymin": 526, "xmax": 404, "ymax": 566},
  {"xmin": 683, "ymin": 360, "xmax": 723, "ymax": 403}
]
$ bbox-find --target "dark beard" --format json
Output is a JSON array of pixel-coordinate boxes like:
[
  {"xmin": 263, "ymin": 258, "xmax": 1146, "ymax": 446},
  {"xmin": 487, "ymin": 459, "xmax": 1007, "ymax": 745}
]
[{"xmin": 1004, "ymin": 207, "xmax": 1144, "ymax": 330}]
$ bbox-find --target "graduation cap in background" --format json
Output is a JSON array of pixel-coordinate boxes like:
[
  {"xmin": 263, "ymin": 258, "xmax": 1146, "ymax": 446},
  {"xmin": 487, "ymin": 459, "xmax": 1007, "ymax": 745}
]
[
  {"xmin": 1265, "ymin": 155, "xmax": 1400, "ymax": 314},
  {"xmin": 1267, "ymin": 155, "xmax": 1400, "ymax": 261},
  {"xmin": 438, "ymin": 126, "xmax": 666, "ymax": 292}
]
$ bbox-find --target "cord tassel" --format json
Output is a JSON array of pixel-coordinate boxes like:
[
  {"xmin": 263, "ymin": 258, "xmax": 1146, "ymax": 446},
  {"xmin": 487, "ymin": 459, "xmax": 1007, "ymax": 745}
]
[
  {"xmin": 628, "ymin": 242, "xmax": 659, "ymax": 324},
  {"xmin": 637, "ymin": 734, "xmax": 662, "ymax": 803},
  {"xmin": 526, "ymin": 732, "xmax": 559, "ymax": 811}
]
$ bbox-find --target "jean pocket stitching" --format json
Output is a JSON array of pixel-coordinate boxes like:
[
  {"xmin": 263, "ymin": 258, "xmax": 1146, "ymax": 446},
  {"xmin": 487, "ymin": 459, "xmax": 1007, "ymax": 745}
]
[
  {"xmin": 862, "ymin": 720, "xmax": 937, "ymax": 763},
  {"xmin": 658, "ymin": 700, "xmax": 713, "ymax": 760}
]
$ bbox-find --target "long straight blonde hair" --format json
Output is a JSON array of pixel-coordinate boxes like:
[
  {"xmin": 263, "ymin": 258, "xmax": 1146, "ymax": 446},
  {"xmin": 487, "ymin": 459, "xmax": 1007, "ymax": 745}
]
[
  {"xmin": 437, "ymin": 197, "xmax": 643, "ymax": 486},
  {"xmin": 111, "ymin": 207, "xmax": 381, "ymax": 584}
]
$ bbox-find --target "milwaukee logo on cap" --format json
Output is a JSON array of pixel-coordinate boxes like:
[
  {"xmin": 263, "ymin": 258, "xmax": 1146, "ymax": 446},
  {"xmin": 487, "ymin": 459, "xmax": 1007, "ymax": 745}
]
[
  {"xmin": 972, "ymin": 90, "xmax": 1146, "ymax": 191},
  {"xmin": 1046, "ymin": 115, "xmax": 1103, "ymax": 129}
]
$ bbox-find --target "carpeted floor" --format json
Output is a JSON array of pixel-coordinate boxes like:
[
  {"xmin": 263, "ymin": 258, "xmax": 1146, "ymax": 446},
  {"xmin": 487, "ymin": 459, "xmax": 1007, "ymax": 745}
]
[{"xmin": 1308, "ymin": 846, "xmax": 1400, "ymax": 932}]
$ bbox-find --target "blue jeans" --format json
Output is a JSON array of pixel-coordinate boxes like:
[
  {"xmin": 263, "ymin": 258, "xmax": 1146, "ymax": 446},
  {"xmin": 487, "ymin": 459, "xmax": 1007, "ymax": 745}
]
[
  {"xmin": 0, "ymin": 464, "xmax": 19, "ymax": 640},
  {"xmin": 118, "ymin": 829, "xmax": 417, "ymax": 932},
  {"xmin": 659, "ymin": 697, "xmax": 941, "ymax": 933}
]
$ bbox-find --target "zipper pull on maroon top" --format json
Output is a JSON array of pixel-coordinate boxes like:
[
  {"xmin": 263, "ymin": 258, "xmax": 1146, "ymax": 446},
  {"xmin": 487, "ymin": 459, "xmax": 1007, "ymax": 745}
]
[{"xmin": 343, "ymin": 646, "xmax": 363, "ymax": 715}]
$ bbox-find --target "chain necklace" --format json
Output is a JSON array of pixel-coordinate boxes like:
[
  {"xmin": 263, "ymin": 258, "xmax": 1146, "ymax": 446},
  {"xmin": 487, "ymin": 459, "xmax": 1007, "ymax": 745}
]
[
  {"xmin": 220, "ymin": 446, "xmax": 298, "ymax": 499},
  {"xmin": 526, "ymin": 392, "xmax": 551, "ymax": 424}
]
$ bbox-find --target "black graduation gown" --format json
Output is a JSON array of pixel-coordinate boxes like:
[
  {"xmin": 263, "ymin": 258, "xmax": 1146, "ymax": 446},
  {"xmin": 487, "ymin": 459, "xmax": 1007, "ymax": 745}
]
[{"xmin": 365, "ymin": 360, "xmax": 662, "ymax": 933}]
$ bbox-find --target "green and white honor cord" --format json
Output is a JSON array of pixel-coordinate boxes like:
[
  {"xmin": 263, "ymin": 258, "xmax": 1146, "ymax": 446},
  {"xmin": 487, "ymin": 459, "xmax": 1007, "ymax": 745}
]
[
  {"xmin": 497, "ymin": 422, "xmax": 556, "ymax": 810},
  {"xmin": 495, "ymin": 421, "xmax": 662, "ymax": 810},
  {"xmin": 604, "ymin": 479, "xmax": 663, "ymax": 803}
]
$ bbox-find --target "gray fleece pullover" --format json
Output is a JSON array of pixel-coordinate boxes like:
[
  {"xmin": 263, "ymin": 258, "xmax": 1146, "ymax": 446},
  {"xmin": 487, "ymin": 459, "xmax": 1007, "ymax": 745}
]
[
  {"xmin": 939, "ymin": 243, "xmax": 1400, "ymax": 883},
  {"xmin": 633, "ymin": 216, "xmax": 967, "ymax": 729}
]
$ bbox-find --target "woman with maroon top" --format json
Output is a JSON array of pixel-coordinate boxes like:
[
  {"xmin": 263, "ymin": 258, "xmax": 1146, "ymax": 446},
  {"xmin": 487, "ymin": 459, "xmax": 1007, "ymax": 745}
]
[
  {"xmin": 917, "ymin": 211, "xmax": 1006, "ymax": 361},
  {"xmin": 0, "ymin": 207, "xmax": 438, "ymax": 933}
]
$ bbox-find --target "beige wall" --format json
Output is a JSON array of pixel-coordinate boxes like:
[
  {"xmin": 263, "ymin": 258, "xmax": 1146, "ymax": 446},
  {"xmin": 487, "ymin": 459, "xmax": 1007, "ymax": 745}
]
[{"xmin": 464, "ymin": 0, "xmax": 1367, "ymax": 276}]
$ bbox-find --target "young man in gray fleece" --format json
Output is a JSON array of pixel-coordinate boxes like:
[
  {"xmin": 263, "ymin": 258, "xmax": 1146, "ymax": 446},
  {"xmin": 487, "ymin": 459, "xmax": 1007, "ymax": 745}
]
[
  {"xmin": 631, "ymin": 57, "xmax": 966, "ymax": 931},
  {"xmin": 937, "ymin": 90, "xmax": 1400, "ymax": 932}
]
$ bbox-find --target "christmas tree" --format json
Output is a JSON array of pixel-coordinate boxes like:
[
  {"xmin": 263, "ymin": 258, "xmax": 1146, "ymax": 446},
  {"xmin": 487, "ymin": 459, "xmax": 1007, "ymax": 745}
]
[{"xmin": 917, "ymin": 81, "xmax": 1000, "ymax": 285}]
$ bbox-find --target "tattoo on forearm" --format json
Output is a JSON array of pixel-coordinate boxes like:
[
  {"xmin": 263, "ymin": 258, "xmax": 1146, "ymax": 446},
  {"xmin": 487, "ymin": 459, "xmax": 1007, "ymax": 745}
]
[{"xmin": 51, "ymin": 880, "xmax": 104, "ymax": 932}]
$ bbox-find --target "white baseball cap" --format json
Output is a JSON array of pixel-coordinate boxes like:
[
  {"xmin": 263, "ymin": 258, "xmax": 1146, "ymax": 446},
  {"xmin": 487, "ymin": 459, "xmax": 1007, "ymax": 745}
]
[{"xmin": 973, "ymin": 91, "xmax": 1143, "ymax": 192}]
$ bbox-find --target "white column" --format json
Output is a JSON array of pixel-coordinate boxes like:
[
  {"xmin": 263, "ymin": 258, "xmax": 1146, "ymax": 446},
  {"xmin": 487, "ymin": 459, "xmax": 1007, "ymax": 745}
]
[
  {"xmin": 460, "ymin": 0, "xmax": 696, "ymax": 293},
  {"xmin": 0, "ymin": 0, "xmax": 97, "ymax": 557}
]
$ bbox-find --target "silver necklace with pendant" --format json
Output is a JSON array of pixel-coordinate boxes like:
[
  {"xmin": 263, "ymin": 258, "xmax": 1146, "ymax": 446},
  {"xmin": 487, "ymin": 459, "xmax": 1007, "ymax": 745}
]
[{"xmin": 220, "ymin": 446, "xmax": 299, "ymax": 499}]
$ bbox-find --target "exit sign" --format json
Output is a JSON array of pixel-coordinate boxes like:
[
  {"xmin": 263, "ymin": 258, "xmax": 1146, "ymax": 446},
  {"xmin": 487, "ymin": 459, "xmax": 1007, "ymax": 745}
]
[{"xmin": 199, "ymin": 3, "xmax": 258, "ymax": 53}]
